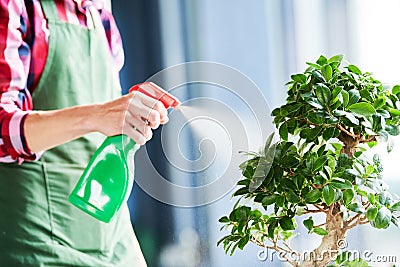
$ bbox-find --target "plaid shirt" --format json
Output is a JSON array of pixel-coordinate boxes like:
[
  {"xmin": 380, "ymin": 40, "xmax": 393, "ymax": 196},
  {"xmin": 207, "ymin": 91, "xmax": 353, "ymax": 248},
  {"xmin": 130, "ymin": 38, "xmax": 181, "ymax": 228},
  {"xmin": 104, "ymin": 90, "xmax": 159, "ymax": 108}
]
[{"xmin": 0, "ymin": 0, "xmax": 124, "ymax": 163}]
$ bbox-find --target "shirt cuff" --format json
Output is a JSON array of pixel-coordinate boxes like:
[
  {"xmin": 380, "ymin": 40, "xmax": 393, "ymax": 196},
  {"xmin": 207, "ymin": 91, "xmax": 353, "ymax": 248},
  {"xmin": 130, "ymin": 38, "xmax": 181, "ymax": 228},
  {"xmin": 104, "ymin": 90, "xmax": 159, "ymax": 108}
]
[{"xmin": 1, "ymin": 111, "xmax": 42, "ymax": 163}]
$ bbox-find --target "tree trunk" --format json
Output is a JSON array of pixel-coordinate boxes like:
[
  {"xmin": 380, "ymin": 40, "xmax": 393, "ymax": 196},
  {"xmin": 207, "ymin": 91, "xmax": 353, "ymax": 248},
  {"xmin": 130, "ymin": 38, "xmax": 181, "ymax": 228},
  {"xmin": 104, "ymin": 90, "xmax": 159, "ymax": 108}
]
[
  {"xmin": 300, "ymin": 211, "xmax": 347, "ymax": 267},
  {"xmin": 297, "ymin": 131, "xmax": 353, "ymax": 266},
  {"xmin": 338, "ymin": 131, "xmax": 358, "ymax": 158}
]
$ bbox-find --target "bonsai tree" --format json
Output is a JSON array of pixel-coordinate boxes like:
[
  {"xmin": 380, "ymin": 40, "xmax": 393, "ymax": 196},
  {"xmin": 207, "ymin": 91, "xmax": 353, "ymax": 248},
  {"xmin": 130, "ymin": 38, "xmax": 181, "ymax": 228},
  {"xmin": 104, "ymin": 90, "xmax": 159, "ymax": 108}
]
[{"xmin": 218, "ymin": 54, "xmax": 400, "ymax": 266}]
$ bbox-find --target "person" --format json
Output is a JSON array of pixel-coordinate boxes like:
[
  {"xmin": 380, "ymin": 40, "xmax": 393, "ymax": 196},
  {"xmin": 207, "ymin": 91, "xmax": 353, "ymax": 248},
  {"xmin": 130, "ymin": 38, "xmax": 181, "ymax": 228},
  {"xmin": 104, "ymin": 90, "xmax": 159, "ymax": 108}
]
[{"xmin": 0, "ymin": 0, "xmax": 167, "ymax": 266}]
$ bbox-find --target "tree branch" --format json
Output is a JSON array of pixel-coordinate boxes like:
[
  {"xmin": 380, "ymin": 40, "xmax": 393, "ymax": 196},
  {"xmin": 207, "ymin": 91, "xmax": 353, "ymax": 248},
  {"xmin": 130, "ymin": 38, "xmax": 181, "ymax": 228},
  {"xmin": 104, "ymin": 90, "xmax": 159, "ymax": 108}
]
[
  {"xmin": 344, "ymin": 213, "xmax": 365, "ymax": 230},
  {"xmin": 328, "ymin": 204, "xmax": 334, "ymax": 216},
  {"xmin": 336, "ymin": 124, "xmax": 359, "ymax": 138},
  {"xmin": 313, "ymin": 204, "xmax": 329, "ymax": 213},
  {"xmin": 360, "ymin": 135, "xmax": 377, "ymax": 143},
  {"xmin": 304, "ymin": 209, "xmax": 323, "ymax": 214},
  {"xmin": 314, "ymin": 222, "xmax": 326, "ymax": 228}
]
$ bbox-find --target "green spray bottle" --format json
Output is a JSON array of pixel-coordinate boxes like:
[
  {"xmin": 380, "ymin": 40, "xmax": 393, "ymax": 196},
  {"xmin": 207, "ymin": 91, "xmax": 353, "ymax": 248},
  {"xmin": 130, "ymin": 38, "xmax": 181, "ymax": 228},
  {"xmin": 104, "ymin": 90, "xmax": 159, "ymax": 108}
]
[{"xmin": 69, "ymin": 82, "xmax": 181, "ymax": 223}]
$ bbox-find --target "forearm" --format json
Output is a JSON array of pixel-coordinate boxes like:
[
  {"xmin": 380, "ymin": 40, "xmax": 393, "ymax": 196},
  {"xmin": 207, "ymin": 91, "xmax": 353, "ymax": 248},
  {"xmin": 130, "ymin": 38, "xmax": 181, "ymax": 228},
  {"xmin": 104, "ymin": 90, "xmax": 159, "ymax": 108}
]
[
  {"xmin": 24, "ymin": 87, "xmax": 169, "ymax": 154},
  {"xmin": 24, "ymin": 104, "xmax": 100, "ymax": 153}
]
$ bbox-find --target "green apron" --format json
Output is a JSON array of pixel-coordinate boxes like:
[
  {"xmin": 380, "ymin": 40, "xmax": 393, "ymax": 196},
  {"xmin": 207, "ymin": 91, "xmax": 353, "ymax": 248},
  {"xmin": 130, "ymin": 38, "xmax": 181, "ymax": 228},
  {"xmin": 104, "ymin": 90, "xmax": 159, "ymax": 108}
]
[{"xmin": 0, "ymin": 1, "xmax": 146, "ymax": 266}]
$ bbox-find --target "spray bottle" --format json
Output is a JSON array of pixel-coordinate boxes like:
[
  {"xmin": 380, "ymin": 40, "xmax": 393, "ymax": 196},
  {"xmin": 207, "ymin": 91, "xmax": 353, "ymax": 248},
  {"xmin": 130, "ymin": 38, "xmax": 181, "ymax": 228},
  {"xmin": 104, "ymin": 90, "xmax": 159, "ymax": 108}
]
[{"xmin": 69, "ymin": 82, "xmax": 181, "ymax": 223}]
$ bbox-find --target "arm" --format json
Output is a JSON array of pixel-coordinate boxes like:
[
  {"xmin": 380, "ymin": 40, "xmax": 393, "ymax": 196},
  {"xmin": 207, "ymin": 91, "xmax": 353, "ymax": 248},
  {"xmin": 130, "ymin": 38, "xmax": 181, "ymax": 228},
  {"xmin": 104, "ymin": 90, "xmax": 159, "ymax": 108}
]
[{"xmin": 24, "ymin": 90, "xmax": 168, "ymax": 153}]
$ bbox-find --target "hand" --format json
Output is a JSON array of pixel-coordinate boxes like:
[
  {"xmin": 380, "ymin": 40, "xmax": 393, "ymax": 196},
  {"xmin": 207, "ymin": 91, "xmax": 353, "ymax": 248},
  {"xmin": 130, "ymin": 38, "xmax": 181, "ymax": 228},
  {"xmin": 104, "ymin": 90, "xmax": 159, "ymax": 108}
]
[{"xmin": 95, "ymin": 85, "xmax": 169, "ymax": 145}]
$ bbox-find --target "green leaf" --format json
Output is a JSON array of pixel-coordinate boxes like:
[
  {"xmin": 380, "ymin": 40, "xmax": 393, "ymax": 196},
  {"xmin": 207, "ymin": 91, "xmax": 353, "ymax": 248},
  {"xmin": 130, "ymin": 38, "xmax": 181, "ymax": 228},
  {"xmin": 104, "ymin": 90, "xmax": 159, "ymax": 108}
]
[
  {"xmin": 281, "ymin": 178, "xmax": 298, "ymax": 191},
  {"xmin": 323, "ymin": 185, "xmax": 335, "ymax": 206},
  {"xmin": 313, "ymin": 227, "xmax": 328, "ymax": 236},
  {"xmin": 317, "ymin": 144, "xmax": 327, "ymax": 157},
  {"xmin": 291, "ymin": 74, "xmax": 307, "ymax": 84},
  {"xmin": 316, "ymin": 55, "xmax": 328, "ymax": 65},
  {"xmin": 331, "ymin": 143, "xmax": 343, "ymax": 152},
  {"xmin": 280, "ymin": 155, "xmax": 300, "ymax": 168},
  {"xmin": 348, "ymin": 89, "xmax": 361, "ymax": 106},
  {"xmin": 379, "ymin": 130, "xmax": 389, "ymax": 143},
  {"xmin": 330, "ymin": 178, "xmax": 353, "ymax": 190},
  {"xmin": 328, "ymin": 54, "xmax": 344, "ymax": 64},
  {"xmin": 228, "ymin": 241, "xmax": 239, "ymax": 256},
  {"xmin": 322, "ymin": 127, "xmax": 335, "ymax": 141},
  {"xmin": 392, "ymin": 216, "xmax": 399, "ymax": 227},
  {"xmin": 272, "ymin": 107, "xmax": 281, "ymax": 117},
  {"xmin": 392, "ymin": 85, "xmax": 400, "ymax": 95},
  {"xmin": 307, "ymin": 62, "xmax": 321, "ymax": 69},
  {"xmin": 238, "ymin": 236, "xmax": 249, "ymax": 250},
  {"xmin": 331, "ymin": 86, "xmax": 343, "ymax": 101},
  {"xmin": 348, "ymin": 64, "xmax": 362, "ymax": 75},
  {"xmin": 366, "ymin": 207, "xmax": 378, "ymax": 221},
  {"xmin": 372, "ymin": 206, "xmax": 392, "ymax": 229},
  {"xmin": 334, "ymin": 189, "xmax": 343, "ymax": 202},
  {"xmin": 251, "ymin": 210, "xmax": 262, "ymax": 219},
  {"xmin": 218, "ymin": 216, "xmax": 230, "ymax": 223},
  {"xmin": 348, "ymin": 203, "xmax": 365, "ymax": 213},
  {"xmin": 341, "ymin": 90, "xmax": 349, "ymax": 107},
  {"xmin": 286, "ymin": 190, "xmax": 301, "ymax": 203},
  {"xmin": 377, "ymin": 109, "xmax": 390, "ymax": 118},
  {"xmin": 268, "ymin": 220, "xmax": 278, "ymax": 238},
  {"xmin": 315, "ymin": 83, "xmax": 331, "ymax": 105},
  {"xmin": 348, "ymin": 102, "xmax": 376, "ymax": 116},
  {"xmin": 308, "ymin": 126, "xmax": 323, "ymax": 141},
  {"xmin": 279, "ymin": 216, "xmax": 295, "ymax": 231},
  {"xmin": 279, "ymin": 123, "xmax": 288, "ymax": 141},
  {"xmin": 373, "ymin": 97, "xmax": 386, "ymax": 109},
  {"xmin": 368, "ymin": 193, "xmax": 376, "ymax": 204},
  {"xmin": 303, "ymin": 217, "xmax": 314, "ymax": 232},
  {"xmin": 217, "ymin": 235, "xmax": 230, "ymax": 247},
  {"xmin": 386, "ymin": 125, "xmax": 400, "ymax": 136},
  {"xmin": 391, "ymin": 201, "xmax": 400, "ymax": 212},
  {"xmin": 389, "ymin": 108, "xmax": 400, "ymax": 116},
  {"xmin": 276, "ymin": 195, "xmax": 285, "ymax": 207},
  {"xmin": 321, "ymin": 64, "xmax": 333, "ymax": 81},
  {"xmin": 286, "ymin": 119, "xmax": 297, "ymax": 134},
  {"xmin": 235, "ymin": 206, "xmax": 251, "ymax": 222},
  {"xmin": 249, "ymin": 157, "xmax": 273, "ymax": 192},
  {"xmin": 344, "ymin": 112, "xmax": 360, "ymax": 125},
  {"xmin": 314, "ymin": 156, "xmax": 328, "ymax": 171},
  {"xmin": 335, "ymin": 251, "xmax": 352, "ymax": 264},
  {"xmin": 324, "ymin": 166, "xmax": 333, "ymax": 178},
  {"xmin": 307, "ymin": 99, "xmax": 324, "ymax": 109},
  {"xmin": 312, "ymin": 70, "xmax": 325, "ymax": 82},
  {"xmin": 365, "ymin": 165, "xmax": 374, "ymax": 175},
  {"xmin": 333, "ymin": 109, "xmax": 347, "ymax": 116},
  {"xmin": 378, "ymin": 191, "xmax": 392, "ymax": 206},
  {"xmin": 304, "ymin": 189, "xmax": 322, "ymax": 203},
  {"xmin": 233, "ymin": 187, "xmax": 248, "ymax": 196},
  {"xmin": 262, "ymin": 194, "xmax": 279, "ymax": 206}
]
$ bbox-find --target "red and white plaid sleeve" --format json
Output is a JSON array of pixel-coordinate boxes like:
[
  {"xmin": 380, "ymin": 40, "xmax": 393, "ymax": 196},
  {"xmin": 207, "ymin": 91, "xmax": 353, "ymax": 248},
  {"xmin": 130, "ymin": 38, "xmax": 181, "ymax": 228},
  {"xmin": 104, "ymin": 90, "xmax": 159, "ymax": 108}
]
[{"xmin": 0, "ymin": 0, "xmax": 37, "ymax": 163}]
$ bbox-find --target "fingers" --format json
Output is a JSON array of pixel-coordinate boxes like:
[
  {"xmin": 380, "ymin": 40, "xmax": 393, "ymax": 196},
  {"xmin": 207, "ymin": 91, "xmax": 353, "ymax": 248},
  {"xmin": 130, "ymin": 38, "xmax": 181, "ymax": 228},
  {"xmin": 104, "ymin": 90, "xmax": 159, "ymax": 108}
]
[
  {"xmin": 123, "ymin": 112, "xmax": 152, "ymax": 145},
  {"xmin": 140, "ymin": 94, "xmax": 168, "ymax": 124},
  {"xmin": 129, "ymin": 92, "xmax": 169, "ymax": 129},
  {"xmin": 121, "ymin": 84, "xmax": 172, "ymax": 145}
]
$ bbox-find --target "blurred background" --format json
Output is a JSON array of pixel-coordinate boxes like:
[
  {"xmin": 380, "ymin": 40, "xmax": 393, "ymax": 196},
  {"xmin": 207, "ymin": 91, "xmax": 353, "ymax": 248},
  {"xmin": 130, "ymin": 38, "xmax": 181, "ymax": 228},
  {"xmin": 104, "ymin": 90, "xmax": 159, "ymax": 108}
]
[{"xmin": 112, "ymin": 0, "xmax": 400, "ymax": 266}]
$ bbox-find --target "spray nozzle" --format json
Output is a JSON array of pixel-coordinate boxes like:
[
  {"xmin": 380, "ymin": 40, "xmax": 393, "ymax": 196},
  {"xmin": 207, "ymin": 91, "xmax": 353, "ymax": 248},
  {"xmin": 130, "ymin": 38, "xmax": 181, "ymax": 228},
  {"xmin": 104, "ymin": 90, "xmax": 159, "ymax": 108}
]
[{"xmin": 129, "ymin": 82, "xmax": 181, "ymax": 109}]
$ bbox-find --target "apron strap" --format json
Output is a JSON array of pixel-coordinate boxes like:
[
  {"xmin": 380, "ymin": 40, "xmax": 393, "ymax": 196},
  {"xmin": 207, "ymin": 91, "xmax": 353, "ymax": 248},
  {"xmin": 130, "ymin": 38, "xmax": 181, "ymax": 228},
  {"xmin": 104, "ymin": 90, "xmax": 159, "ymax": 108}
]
[
  {"xmin": 40, "ymin": 0, "xmax": 105, "ymax": 32},
  {"xmin": 40, "ymin": 0, "xmax": 60, "ymax": 21}
]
